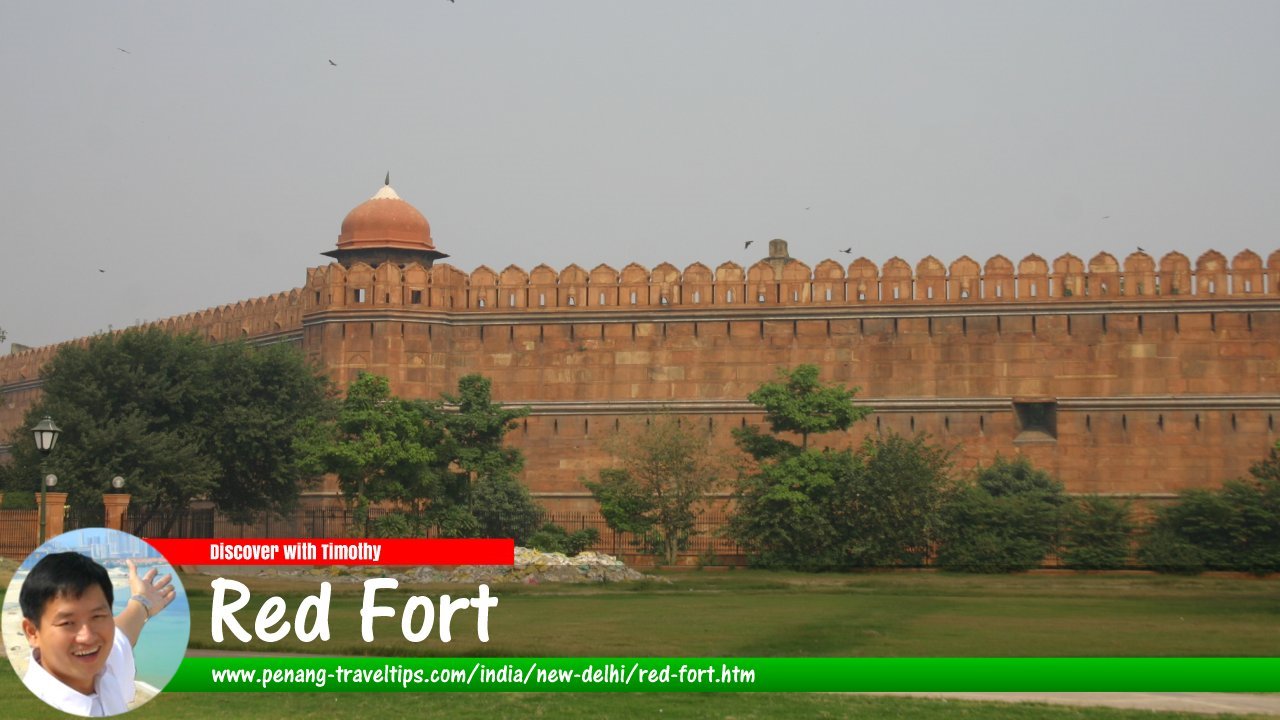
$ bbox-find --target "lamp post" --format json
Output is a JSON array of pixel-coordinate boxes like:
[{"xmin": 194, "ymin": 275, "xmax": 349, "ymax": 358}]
[{"xmin": 32, "ymin": 416, "xmax": 62, "ymax": 545}]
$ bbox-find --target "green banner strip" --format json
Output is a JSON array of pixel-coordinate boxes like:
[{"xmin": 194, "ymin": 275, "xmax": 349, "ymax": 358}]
[{"xmin": 168, "ymin": 657, "xmax": 1280, "ymax": 692}]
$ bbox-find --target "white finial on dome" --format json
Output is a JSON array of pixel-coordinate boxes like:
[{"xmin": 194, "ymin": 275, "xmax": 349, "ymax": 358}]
[{"xmin": 372, "ymin": 184, "xmax": 401, "ymax": 200}]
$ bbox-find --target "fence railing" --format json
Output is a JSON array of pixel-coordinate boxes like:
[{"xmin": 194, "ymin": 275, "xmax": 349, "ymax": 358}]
[
  {"xmin": 2, "ymin": 505, "xmax": 742, "ymax": 565},
  {"xmin": 0, "ymin": 509, "xmax": 38, "ymax": 559},
  {"xmin": 118, "ymin": 505, "xmax": 741, "ymax": 566}
]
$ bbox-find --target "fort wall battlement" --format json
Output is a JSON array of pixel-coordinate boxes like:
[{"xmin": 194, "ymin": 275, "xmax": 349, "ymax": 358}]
[
  {"xmin": 3, "ymin": 246, "xmax": 1278, "ymax": 505},
  {"xmin": 302, "ymin": 248, "xmax": 1278, "ymax": 314}
]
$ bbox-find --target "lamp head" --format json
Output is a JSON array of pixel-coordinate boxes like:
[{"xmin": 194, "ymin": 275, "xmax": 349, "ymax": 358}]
[{"xmin": 32, "ymin": 416, "xmax": 61, "ymax": 454}]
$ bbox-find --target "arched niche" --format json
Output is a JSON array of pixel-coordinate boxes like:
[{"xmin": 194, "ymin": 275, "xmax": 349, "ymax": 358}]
[
  {"xmin": 714, "ymin": 262, "xmax": 745, "ymax": 305},
  {"xmin": 984, "ymin": 255, "xmax": 1014, "ymax": 301},
  {"xmin": 560, "ymin": 263, "xmax": 589, "ymax": 308},
  {"xmin": 651, "ymin": 262, "xmax": 681, "ymax": 306},
  {"xmin": 1194, "ymin": 250, "xmax": 1228, "ymax": 296},
  {"xmin": 1086, "ymin": 252, "xmax": 1120, "ymax": 299},
  {"xmin": 812, "ymin": 259, "xmax": 845, "ymax": 304},
  {"xmin": 881, "ymin": 257, "xmax": 912, "ymax": 302},
  {"xmin": 948, "ymin": 256, "xmax": 981, "ymax": 302},
  {"xmin": 1158, "ymin": 252, "xmax": 1191, "ymax": 296},
  {"xmin": 681, "ymin": 262, "xmax": 713, "ymax": 306},
  {"xmin": 746, "ymin": 261, "xmax": 778, "ymax": 305},
  {"xmin": 589, "ymin": 264, "xmax": 619, "ymax": 307},
  {"xmin": 469, "ymin": 265, "xmax": 499, "ymax": 309},
  {"xmin": 779, "ymin": 259, "xmax": 812, "ymax": 304},
  {"xmin": 916, "ymin": 255, "xmax": 946, "ymax": 302},
  {"xmin": 1122, "ymin": 251, "xmax": 1156, "ymax": 297},
  {"xmin": 1231, "ymin": 250, "xmax": 1263, "ymax": 295},
  {"xmin": 499, "ymin": 265, "xmax": 529, "ymax": 309},
  {"xmin": 1017, "ymin": 255, "xmax": 1048, "ymax": 300},
  {"xmin": 848, "ymin": 257, "xmax": 879, "ymax": 303},
  {"xmin": 620, "ymin": 263, "xmax": 651, "ymax": 307}
]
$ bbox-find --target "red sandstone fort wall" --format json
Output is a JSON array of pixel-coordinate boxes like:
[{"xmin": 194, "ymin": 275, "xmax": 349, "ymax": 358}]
[{"xmin": 3, "ymin": 249, "xmax": 1278, "ymax": 509}]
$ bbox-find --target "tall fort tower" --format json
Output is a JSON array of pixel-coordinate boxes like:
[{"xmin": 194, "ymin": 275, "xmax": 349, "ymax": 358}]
[{"xmin": 2, "ymin": 181, "xmax": 1278, "ymax": 512}]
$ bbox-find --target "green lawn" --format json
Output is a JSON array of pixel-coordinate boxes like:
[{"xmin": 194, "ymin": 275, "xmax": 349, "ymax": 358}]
[
  {"xmin": 183, "ymin": 569, "xmax": 1280, "ymax": 657},
  {"xmin": 0, "ymin": 672, "xmax": 1270, "ymax": 720},
  {"xmin": 5, "ymin": 565, "xmax": 1279, "ymax": 718}
]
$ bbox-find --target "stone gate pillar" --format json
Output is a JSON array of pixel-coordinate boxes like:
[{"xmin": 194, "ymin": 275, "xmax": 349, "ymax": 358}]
[
  {"xmin": 103, "ymin": 494, "xmax": 131, "ymax": 533},
  {"xmin": 35, "ymin": 491, "xmax": 68, "ymax": 543}
]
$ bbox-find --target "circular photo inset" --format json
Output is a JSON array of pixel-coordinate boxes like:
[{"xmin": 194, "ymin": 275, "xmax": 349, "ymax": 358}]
[{"xmin": 3, "ymin": 528, "xmax": 190, "ymax": 717}]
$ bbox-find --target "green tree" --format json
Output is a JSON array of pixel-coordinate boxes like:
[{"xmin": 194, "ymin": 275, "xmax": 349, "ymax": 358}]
[
  {"xmin": 0, "ymin": 328, "xmax": 331, "ymax": 533},
  {"xmin": 727, "ymin": 366, "xmax": 875, "ymax": 568},
  {"xmin": 425, "ymin": 374, "xmax": 541, "ymax": 543},
  {"xmin": 1138, "ymin": 445, "xmax": 1280, "ymax": 574},
  {"xmin": 586, "ymin": 415, "xmax": 720, "ymax": 565},
  {"xmin": 742, "ymin": 365, "xmax": 872, "ymax": 450},
  {"xmin": 296, "ymin": 373, "xmax": 438, "ymax": 534},
  {"xmin": 298, "ymin": 373, "xmax": 541, "ymax": 542},
  {"xmin": 838, "ymin": 432, "xmax": 953, "ymax": 567},
  {"xmin": 936, "ymin": 456, "xmax": 1068, "ymax": 573},
  {"xmin": 727, "ymin": 448, "xmax": 856, "ymax": 568},
  {"xmin": 199, "ymin": 341, "xmax": 334, "ymax": 522},
  {"xmin": 1061, "ymin": 495, "xmax": 1135, "ymax": 569}
]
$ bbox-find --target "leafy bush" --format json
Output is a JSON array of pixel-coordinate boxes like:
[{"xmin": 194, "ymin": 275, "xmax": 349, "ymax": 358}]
[
  {"xmin": 936, "ymin": 456, "xmax": 1067, "ymax": 573},
  {"xmin": 526, "ymin": 523, "xmax": 600, "ymax": 556},
  {"xmin": 1061, "ymin": 495, "xmax": 1134, "ymax": 569},
  {"xmin": 0, "ymin": 490, "xmax": 36, "ymax": 509},
  {"xmin": 1137, "ymin": 526, "xmax": 1206, "ymax": 574},
  {"xmin": 838, "ymin": 433, "xmax": 952, "ymax": 567},
  {"xmin": 470, "ymin": 476, "xmax": 542, "ymax": 545},
  {"xmin": 1138, "ymin": 464, "xmax": 1280, "ymax": 574},
  {"xmin": 727, "ymin": 449, "xmax": 855, "ymax": 569},
  {"xmin": 367, "ymin": 511, "xmax": 419, "ymax": 539}
]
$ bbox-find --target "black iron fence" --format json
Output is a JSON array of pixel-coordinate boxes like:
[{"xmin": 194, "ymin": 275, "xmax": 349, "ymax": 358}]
[
  {"xmin": 2, "ymin": 504, "xmax": 742, "ymax": 565},
  {"xmin": 118, "ymin": 504, "xmax": 741, "ymax": 565}
]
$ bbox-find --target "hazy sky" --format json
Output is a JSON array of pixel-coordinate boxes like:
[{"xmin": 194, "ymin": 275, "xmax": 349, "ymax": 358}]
[{"xmin": 3, "ymin": 1, "xmax": 1278, "ymax": 350}]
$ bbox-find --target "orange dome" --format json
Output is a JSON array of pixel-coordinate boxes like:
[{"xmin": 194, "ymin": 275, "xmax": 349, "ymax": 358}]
[{"xmin": 336, "ymin": 184, "xmax": 436, "ymax": 251}]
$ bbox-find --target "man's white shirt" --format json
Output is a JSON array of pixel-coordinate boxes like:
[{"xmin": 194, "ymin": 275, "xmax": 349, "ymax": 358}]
[{"xmin": 22, "ymin": 629, "xmax": 136, "ymax": 717}]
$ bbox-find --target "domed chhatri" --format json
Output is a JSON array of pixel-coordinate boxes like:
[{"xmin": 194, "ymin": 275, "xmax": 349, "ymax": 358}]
[{"xmin": 323, "ymin": 178, "xmax": 448, "ymax": 268}]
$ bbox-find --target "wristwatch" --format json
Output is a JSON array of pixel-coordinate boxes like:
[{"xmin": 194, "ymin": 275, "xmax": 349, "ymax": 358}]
[{"xmin": 130, "ymin": 594, "xmax": 154, "ymax": 619}]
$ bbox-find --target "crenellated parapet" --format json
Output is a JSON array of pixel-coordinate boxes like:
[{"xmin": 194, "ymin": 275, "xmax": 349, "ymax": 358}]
[
  {"xmin": 303, "ymin": 248, "xmax": 1280, "ymax": 313},
  {"xmin": 0, "ymin": 288, "xmax": 305, "ymax": 385}
]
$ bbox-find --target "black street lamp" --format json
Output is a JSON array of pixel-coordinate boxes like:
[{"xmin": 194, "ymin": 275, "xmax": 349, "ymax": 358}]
[{"xmin": 32, "ymin": 416, "xmax": 61, "ymax": 545}]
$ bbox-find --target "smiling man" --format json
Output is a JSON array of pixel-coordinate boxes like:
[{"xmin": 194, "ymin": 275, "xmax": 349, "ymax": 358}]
[{"xmin": 19, "ymin": 552, "xmax": 176, "ymax": 717}]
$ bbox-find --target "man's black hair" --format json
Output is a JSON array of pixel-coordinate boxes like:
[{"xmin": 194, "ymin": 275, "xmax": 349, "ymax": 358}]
[{"xmin": 19, "ymin": 552, "xmax": 114, "ymax": 626}]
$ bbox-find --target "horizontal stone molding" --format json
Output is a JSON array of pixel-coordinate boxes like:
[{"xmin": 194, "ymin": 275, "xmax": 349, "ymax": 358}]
[
  {"xmin": 300, "ymin": 297, "xmax": 1280, "ymax": 329},
  {"xmin": 502, "ymin": 396, "xmax": 1280, "ymax": 416},
  {"xmin": 1058, "ymin": 396, "xmax": 1280, "ymax": 411}
]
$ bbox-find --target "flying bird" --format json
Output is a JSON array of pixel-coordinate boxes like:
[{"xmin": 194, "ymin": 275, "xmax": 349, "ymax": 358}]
[
  {"xmin": 1102, "ymin": 215, "xmax": 1110, "ymax": 219},
  {"xmin": 329, "ymin": 59, "xmax": 337, "ymax": 66},
  {"xmin": 743, "ymin": 240, "xmax": 754, "ymax": 249},
  {"xmin": 98, "ymin": 269, "xmax": 106, "ymax": 273},
  {"xmin": 839, "ymin": 248, "xmax": 852, "ymax": 254},
  {"xmin": 117, "ymin": 48, "xmax": 130, "ymax": 54}
]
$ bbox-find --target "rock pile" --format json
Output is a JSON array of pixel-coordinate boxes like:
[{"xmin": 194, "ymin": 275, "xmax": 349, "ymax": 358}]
[
  {"xmin": 256, "ymin": 547, "xmax": 659, "ymax": 585},
  {"xmin": 405, "ymin": 547, "xmax": 656, "ymax": 585}
]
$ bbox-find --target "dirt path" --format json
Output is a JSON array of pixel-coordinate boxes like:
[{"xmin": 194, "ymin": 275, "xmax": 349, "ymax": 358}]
[{"xmin": 871, "ymin": 693, "xmax": 1280, "ymax": 716}]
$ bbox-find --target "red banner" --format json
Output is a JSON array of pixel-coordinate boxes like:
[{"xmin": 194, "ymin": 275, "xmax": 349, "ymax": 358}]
[{"xmin": 145, "ymin": 538, "xmax": 514, "ymax": 566}]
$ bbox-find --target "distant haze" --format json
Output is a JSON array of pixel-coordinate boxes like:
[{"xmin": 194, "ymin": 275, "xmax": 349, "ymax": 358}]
[{"xmin": 3, "ymin": 1, "xmax": 1278, "ymax": 349}]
